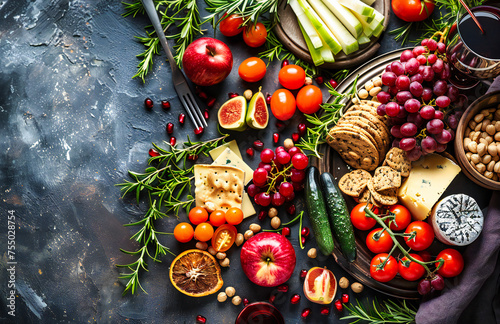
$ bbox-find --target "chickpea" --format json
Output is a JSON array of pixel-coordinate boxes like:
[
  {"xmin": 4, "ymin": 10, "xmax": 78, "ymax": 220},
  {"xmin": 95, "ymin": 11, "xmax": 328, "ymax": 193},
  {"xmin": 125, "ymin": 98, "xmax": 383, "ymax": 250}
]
[
  {"xmin": 488, "ymin": 160, "xmax": 496, "ymax": 172},
  {"xmin": 474, "ymin": 113, "xmax": 485, "ymax": 123},
  {"xmin": 364, "ymin": 80, "xmax": 374, "ymax": 91},
  {"xmin": 475, "ymin": 163, "xmax": 486, "ymax": 173},
  {"xmin": 225, "ymin": 287, "xmax": 236, "ymax": 297},
  {"xmin": 482, "ymin": 119, "xmax": 491, "ymax": 131},
  {"xmin": 477, "ymin": 143, "xmax": 487, "ymax": 156},
  {"xmin": 482, "ymin": 154, "xmax": 492, "ymax": 164},
  {"xmin": 216, "ymin": 252, "xmax": 226, "ymax": 260},
  {"xmin": 479, "ymin": 138, "xmax": 488, "ymax": 146},
  {"xmin": 244, "ymin": 230, "xmax": 254, "ymax": 240},
  {"xmin": 372, "ymin": 77, "xmax": 383, "ymax": 87},
  {"xmin": 471, "ymin": 154, "xmax": 481, "ymax": 164},
  {"xmin": 305, "ymin": 77, "xmax": 313, "ymax": 86},
  {"xmin": 235, "ymin": 233, "xmax": 244, "ymax": 246},
  {"xmin": 474, "ymin": 122, "xmax": 482, "ymax": 132},
  {"xmin": 351, "ymin": 282, "xmax": 364, "ymax": 293},
  {"xmin": 217, "ymin": 292, "xmax": 227, "ymax": 302},
  {"xmin": 358, "ymin": 89, "xmax": 369, "ymax": 99},
  {"xmin": 339, "ymin": 277, "xmax": 350, "ymax": 289},
  {"xmin": 495, "ymin": 132, "xmax": 500, "ymax": 141},
  {"xmin": 284, "ymin": 138, "xmax": 294, "ymax": 150},
  {"xmin": 219, "ymin": 258, "xmax": 230, "ymax": 267},
  {"xmin": 271, "ymin": 217, "xmax": 281, "ymax": 229},
  {"xmin": 484, "ymin": 171, "xmax": 494, "ymax": 179},
  {"xmin": 208, "ymin": 246, "xmax": 217, "ymax": 255},
  {"xmin": 244, "ymin": 89, "xmax": 253, "ymax": 101},
  {"xmin": 307, "ymin": 248, "xmax": 317, "ymax": 259},
  {"xmin": 268, "ymin": 207, "xmax": 278, "ymax": 218},
  {"xmin": 249, "ymin": 223, "xmax": 261, "ymax": 233},
  {"xmin": 466, "ymin": 152, "xmax": 473, "ymax": 160},
  {"xmin": 486, "ymin": 136, "xmax": 494, "ymax": 145},
  {"xmin": 469, "ymin": 120, "xmax": 477, "ymax": 129},
  {"xmin": 468, "ymin": 141, "xmax": 478, "ymax": 153},
  {"xmin": 232, "ymin": 296, "xmax": 242, "ymax": 306},
  {"xmin": 496, "ymin": 122, "xmax": 500, "ymax": 132},
  {"xmin": 494, "ymin": 161, "xmax": 500, "ymax": 173},
  {"xmin": 196, "ymin": 242, "xmax": 208, "ymax": 250},
  {"xmin": 472, "ymin": 132, "xmax": 480, "ymax": 142},
  {"xmin": 464, "ymin": 137, "xmax": 472, "ymax": 150},
  {"xmin": 369, "ymin": 87, "xmax": 382, "ymax": 97}
]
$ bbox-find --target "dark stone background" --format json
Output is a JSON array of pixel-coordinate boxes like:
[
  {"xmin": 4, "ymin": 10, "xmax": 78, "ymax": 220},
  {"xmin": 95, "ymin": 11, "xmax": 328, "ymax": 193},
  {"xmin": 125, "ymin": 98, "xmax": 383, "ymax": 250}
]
[{"xmin": 0, "ymin": 0, "xmax": 493, "ymax": 323}]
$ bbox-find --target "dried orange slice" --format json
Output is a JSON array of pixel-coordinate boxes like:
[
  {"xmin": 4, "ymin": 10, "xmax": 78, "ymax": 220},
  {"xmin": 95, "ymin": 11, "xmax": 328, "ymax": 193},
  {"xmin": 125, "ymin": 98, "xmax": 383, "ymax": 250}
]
[
  {"xmin": 303, "ymin": 267, "xmax": 337, "ymax": 304},
  {"xmin": 169, "ymin": 249, "xmax": 223, "ymax": 297}
]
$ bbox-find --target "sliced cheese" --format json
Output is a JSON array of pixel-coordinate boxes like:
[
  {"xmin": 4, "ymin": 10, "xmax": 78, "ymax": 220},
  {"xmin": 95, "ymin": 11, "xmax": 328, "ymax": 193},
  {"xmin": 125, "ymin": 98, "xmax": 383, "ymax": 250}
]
[
  {"xmin": 397, "ymin": 154, "xmax": 461, "ymax": 221},
  {"xmin": 241, "ymin": 191, "xmax": 256, "ymax": 219},
  {"xmin": 194, "ymin": 165, "xmax": 244, "ymax": 212},
  {"xmin": 209, "ymin": 140, "xmax": 242, "ymax": 160},
  {"xmin": 213, "ymin": 148, "xmax": 253, "ymax": 185}
]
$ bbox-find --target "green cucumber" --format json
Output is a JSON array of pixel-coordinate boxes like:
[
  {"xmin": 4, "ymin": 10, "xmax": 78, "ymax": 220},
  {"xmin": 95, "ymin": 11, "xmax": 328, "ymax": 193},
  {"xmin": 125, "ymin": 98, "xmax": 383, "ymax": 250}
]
[
  {"xmin": 319, "ymin": 172, "xmax": 357, "ymax": 262},
  {"xmin": 305, "ymin": 167, "xmax": 335, "ymax": 256}
]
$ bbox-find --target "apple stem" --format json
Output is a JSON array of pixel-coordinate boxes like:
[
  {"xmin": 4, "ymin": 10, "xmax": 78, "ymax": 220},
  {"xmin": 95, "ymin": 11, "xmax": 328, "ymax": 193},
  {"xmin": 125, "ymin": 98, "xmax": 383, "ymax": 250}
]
[{"xmin": 206, "ymin": 45, "xmax": 216, "ymax": 57}]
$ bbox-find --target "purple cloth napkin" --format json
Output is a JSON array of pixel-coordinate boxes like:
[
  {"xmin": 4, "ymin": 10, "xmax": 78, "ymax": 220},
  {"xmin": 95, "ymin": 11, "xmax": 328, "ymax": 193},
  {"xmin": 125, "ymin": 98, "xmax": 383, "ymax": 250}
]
[{"xmin": 416, "ymin": 77, "xmax": 500, "ymax": 324}]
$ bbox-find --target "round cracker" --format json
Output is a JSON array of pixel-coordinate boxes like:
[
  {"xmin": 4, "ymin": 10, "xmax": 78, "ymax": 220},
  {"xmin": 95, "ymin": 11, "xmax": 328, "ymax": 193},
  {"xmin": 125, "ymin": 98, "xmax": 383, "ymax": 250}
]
[
  {"xmin": 367, "ymin": 178, "xmax": 398, "ymax": 205},
  {"xmin": 338, "ymin": 169, "xmax": 372, "ymax": 197},
  {"xmin": 327, "ymin": 128, "xmax": 379, "ymax": 171}
]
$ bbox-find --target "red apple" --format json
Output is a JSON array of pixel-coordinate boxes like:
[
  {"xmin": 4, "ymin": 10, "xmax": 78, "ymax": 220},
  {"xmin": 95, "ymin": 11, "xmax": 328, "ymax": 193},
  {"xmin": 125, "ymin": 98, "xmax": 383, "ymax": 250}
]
[
  {"xmin": 240, "ymin": 232, "xmax": 296, "ymax": 287},
  {"xmin": 182, "ymin": 37, "xmax": 233, "ymax": 87}
]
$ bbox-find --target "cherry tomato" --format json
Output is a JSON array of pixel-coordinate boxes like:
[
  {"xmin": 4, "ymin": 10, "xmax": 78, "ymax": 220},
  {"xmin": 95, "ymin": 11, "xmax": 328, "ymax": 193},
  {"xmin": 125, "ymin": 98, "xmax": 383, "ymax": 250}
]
[
  {"xmin": 405, "ymin": 221, "xmax": 435, "ymax": 251},
  {"xmin": 188, "ymin": 207, "xmax": 209, "ymax": 225},
  {"xmin": 435, "ymin": 248, "xmax": 464, "ymax": 278},
  {"xmin": 211, "ymin": 224, "xmax": 237, "ymax": 252},
  {"xmin": 219, "ymin": 13, "xmax": 244, "ymax": 37},
  {"xmin": 238, "ymin": 57, "xmax": 267, "ymax": 82},
  {"xmin": 366, "ymin": 228, "xmax": 394, "ymax": 254},
  {"xmin": 391, "ymin": 0, "xmax": 435, "ymax": 22},
  {"xmin": 243, "ymin": 22, "xmax": 267, "ymax": 47},
  {"xmin": 225, "ymin": 207, "xmax": 244, "ymax": 225},
  {"xmin": 194, "ymin": 222, "xmax": 214, "ymax": 242},
  {"xmin": 350, "ymin": 203, "xmax": 379, "ymax": 231},
  {"xmin": 209, "ymin": 210, "xmax": 226, "ymax": 227},
  {"xmin": 173, "ymin": 222, "xmax": 194, "ymax": 243},
  {"xmin": 398, "ymin": 254, "xmax": 426, "ymax": 281},
  {"xmin": 270, "ymin": 89, "xmax": 296, "ymax": 121},
  {"xmin": 278, "ymin": 65, "xmax": 306, "ymax": 90},
  {"xmin": 418, "ymin": 250, "xmax": 432, "ymax": 262},
  {"xmin": 386, "ymin": 204, "xmax": 412, "ymax": 231},
  {"xmin": 370, "ymin": 253, "xmax": 398, "ymax": 282},
  {"xmin": 296, "ymin": 85, "xmax": 323, "ymax": 114}
]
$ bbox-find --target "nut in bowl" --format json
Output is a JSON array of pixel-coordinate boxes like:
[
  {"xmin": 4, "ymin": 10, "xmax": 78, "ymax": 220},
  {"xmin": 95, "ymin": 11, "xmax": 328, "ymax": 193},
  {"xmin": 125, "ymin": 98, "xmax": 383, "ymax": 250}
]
[{"xmin": 455, "ymin": 90, "xmax": 500, "ymax": 190}]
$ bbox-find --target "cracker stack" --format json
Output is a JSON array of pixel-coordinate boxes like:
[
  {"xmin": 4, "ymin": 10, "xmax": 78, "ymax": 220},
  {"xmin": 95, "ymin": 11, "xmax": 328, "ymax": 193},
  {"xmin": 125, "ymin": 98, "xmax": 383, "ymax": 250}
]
[{"xmin": 326, "ymin": 101, "xmax": 391, "ymax": 171}]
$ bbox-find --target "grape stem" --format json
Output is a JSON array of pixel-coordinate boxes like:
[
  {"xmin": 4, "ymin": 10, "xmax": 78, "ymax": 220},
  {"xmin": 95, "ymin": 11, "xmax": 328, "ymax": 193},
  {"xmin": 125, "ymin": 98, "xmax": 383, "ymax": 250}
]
[{"xmin": 265, "ymin": 161, "xmax": 294, "ymax": 195}]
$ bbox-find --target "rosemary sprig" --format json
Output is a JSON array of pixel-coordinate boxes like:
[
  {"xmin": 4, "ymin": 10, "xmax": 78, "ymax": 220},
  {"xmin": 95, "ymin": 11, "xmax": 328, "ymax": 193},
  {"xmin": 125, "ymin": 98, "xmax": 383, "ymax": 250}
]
[
  {"xmin": 296, "ymin": 76, "xmax": 358, "ymax": 158},
  {"xmin": 116, "ymin": 135, "xmax": 229, "ymax": 295},
  {"xmin": 342, "ymin": 298, "xmax": 417, "ymax": 324},
  {"xmin": 204, "ymin": 0, "xmax": 280, "ymax": 27}
]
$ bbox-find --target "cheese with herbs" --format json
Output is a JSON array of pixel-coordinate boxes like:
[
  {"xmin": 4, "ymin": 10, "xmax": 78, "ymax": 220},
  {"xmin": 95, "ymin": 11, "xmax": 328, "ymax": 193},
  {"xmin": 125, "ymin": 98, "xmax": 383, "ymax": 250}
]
[
  {"xmin": 397, "ymin": 154, "xmax": 461, "ymax": 221},
  {"xmin": 430, "ymin": 194, "xmax": 483, "ymax": 246}
]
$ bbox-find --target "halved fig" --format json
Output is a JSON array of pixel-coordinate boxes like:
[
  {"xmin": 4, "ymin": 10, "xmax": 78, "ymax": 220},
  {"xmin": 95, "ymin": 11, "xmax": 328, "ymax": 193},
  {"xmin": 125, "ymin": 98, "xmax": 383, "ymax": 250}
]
[
  {"xmin": 246, "ymin": 91, "xmax": 269, "ymax": 129},
  {"xmin": 218, "ymin": 96, "xmax": 247, "ymax": 131}
]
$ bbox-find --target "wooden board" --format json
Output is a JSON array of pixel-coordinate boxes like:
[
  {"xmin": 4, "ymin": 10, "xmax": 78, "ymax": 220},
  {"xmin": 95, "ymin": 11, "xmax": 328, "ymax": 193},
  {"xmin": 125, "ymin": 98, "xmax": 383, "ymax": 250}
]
[{"xmin": 275, "ymin": 0, "xmax": 390, "ymax": 69}]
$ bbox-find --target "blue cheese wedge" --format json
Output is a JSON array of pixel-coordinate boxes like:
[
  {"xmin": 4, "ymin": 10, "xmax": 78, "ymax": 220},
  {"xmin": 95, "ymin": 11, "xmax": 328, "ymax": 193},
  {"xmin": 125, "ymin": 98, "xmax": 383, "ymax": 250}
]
[
  {"xmin": 430, "ymin": 194, "xmax": 483, "ymax": 246},
  {"xmin": 397, "ymin": 154, "xmax": 461, "ymax": 221},
  {"xmin": 209, "ymin": 140, "xmax": 242, "ymax": 160},
  {"xmin": 213, "ymin": 147, "xmax": 253, "ymax": 185}
]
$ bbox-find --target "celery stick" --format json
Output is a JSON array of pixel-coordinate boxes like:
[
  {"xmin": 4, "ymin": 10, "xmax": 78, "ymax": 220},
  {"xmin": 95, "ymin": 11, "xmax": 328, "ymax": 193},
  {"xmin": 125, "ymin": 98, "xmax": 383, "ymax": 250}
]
[
  {"xmin": 322, "ymin": 0, "xmax": 362, "ymax": 38},
  {"xmin": 298, "ymin": 21, "xmax": 325, "ymax": 66},
  {"xmin": 290, "ymin": 0, "xmax": 323, "ymax": 49},
  {"xmin": 349, "ymin": 8, "xmax": 374, "ymax": 37},
  {"xmin": 357, "ymin": 33, "xmax": 371, "ymax": 44},
  {"xmin": 297, "ymin": 0, "xmax": 342, "ymax": 54},
  {"xmin": 307, "ymin": 0, "xmax": 359, "ymax": 55},
  {"xmin": 372, "ymin": 9, "xmax": 385, "ymax": 24},
  {"xmin": 319, "ymin": 40, "xmax": 335, "ymax": 62},
  {"xmin": 338, "ymin": 0, "xmax": 374, "ymax": 17}
]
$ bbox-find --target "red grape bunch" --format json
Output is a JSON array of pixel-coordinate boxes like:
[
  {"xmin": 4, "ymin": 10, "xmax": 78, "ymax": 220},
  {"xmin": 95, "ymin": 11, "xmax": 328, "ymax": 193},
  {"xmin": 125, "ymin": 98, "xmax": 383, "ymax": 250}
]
[
  {"xmin": 376, "ymin": 38, "xmax": 461, "ymax": 161},
  {"xmin": 247, "ymin": 145, "xmax": 309, "ymax": 207}
]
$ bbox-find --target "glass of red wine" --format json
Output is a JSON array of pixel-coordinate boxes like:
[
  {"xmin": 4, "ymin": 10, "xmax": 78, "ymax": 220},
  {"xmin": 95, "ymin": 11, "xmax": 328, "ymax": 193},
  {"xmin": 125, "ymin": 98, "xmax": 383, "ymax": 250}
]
[{"xmin": 446, "ymin": 5, "xmax": 500, "ymax": 89}]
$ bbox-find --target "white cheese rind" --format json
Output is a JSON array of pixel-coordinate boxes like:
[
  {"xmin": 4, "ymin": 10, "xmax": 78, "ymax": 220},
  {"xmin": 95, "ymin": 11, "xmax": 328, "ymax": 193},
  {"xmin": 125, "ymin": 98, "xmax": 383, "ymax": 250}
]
[{"xmin": 430, "ymin": 194, "xmax": 483, "ymax": 246}]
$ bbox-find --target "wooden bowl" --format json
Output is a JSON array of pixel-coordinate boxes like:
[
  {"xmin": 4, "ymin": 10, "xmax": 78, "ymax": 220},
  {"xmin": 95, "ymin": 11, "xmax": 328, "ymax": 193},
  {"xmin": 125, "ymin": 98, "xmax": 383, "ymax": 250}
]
[{"xmin": 454, "ymin": 90, "xmax": 500, "ymax": 190}]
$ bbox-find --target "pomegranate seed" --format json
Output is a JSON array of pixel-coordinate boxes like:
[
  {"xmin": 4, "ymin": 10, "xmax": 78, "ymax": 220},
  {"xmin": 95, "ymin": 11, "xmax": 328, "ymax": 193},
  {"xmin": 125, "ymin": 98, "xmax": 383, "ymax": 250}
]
[
  {"xmin": 187, "ymin": 154, "xmax": 198, "ymax": 161},
  {"xmin": 273, "ymin": 133, "xmax": 280, "ymax": 144},
  {"xmin": 277, "ymin": 284, "xmax": 289, "ymax": 292},
  {"xmin": 194, "ymin": 126, "xmax": 204, "ymax": 135},
  {"xmin": 315, "ymin": 76, "xmax": 324, "ymax": 84},
  {"xmin": 282, "ymin": 227, "xmax": 291, "ymax": 236},
  {"xmin": 301, "ymin": 308, "xmax": 311, "ymax": 319},
  {"xmin": 204, "ymin": 109, "xmax": 209, "ymax": 120},
  {"xmin": 243, "ymin": 298, "xmax": 249, "ymax": 306},
  {"xmin": 229, "ymin": 92, "xmax": 239, "ymax": 99},
  {"xmin": 298, "ymin": 123, "xmax": 306, "ymax": 136},
  {"xmin": 148, "ymin": 148, "xmax": 160, "ymax": 157},
  {"xmin": 179, "ymin": 113, "xmax": 185, "ymax": 124},
  {"xmin": 144, "ymin": 97, "xmax": 153, "ymax": 110},
  {"xmin": 301, "ymin": 236, "xmax": 306, "ymax": 245},
  {"xmin": 301, "ymin": 227, "xmax": 310, "ymax": 238},
  {"xmin": 253, "ymin": 140, "xmax": 264, "ymax": 151},
  {"xmin": 290, "ymin": 294, "xmax": 301, "ymax": 304},
  {"xmin": 334, "ymin": 299, "xmax": 343, "ymax": 312},
  {"xmin": 342, "ymin": 294, "xmax": 349, "ymax": 304},
  {"xmin": 207, "ymin": 97, "xmax": 216, "ymax": 108},
  {"xmin": 320, "ymin": 307, "xmax": 330, "ymax": 316},
  {"xmin": 166, "ymin": 122, "xmax": 174, "ymax": 134},
  {"xmin": 198, "ymin": 91, "xmax": 208, "ymax": 100},
  {"xmin": 161, "ymin": 100, "xmax": 171, "ymax": 109},
  {"xmin": 275, "ymin": 121, "xmax": 286, "ymax": 131},
  {"xmin": 269, "ymin": 294, "xmax": 276, "ymax": 304},
  {"xmin": 287, "ymin": 204, "xmax": 296, "ymax": 215},
  {"xmin": 170, "ymin": 137, "xmax": 176, "ymax": 146},
  {"xmin": 300, "ymin": 269, "xmax": 307, "ymax": 279},
  {"xmin": 292, "ymin": 132, "xmax": 300, "ymax": 143},
  {"xmin": 246, "ymin": 147, "xmax": 254, "ymax": 157},
  {"xmin": 258, "ymin": 210, "xmax": 268, "ymax": 221},
  {"xmin": 329, "ymin": 79, "xmax": 338, "ymax": 88},
  {"xmin": 196, "ymin": 315, "xmax": 206, "ymax": 324},
  {"xmin": 266, "ymin": 94, "xmax": 272, "ymax": 105},
  {"xmin": 281, "ymin": 59, "xmax": 289, "ymax": 68}
]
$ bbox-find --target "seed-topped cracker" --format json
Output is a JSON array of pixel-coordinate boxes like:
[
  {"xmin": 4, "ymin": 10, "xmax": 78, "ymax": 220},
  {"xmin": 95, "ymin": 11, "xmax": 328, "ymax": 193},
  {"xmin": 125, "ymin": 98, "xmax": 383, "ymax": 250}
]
[
  {"xmin": 339, "ymin": 169, "xmax": 372, "ymax": 197},
  {"xmin": 373, "ymin": 166, "xmax": 402, "ymax": 191},
  {"xmin": 327, "ymin": 128, "xmax": 379, "ymax": 171},
  {"xmin": 367, "ymin": 178, "xmax": 398, "ymax": 206},
  {"xmin": 384, "ymin": 147, "xmax": 411, "ymax": 177}
]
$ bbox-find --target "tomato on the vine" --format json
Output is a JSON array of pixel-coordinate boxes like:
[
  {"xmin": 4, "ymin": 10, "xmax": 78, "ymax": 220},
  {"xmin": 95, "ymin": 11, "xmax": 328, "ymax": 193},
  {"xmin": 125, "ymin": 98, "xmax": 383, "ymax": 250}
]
[
  {"xmin": 386, "ymin": 204, "xmax": 412, "ymax": 231},
  {"xmin": 225, "ymin": 207, "xmax": 244, "ymax": 225},
  {"xmin": 370, "ymin": 253, "xmax": 398, "ymax": 282},
  {"xmin": 366, "ymin": 228, "xmax": 394, "ymax": 254},
  {"xmin": 270, "ymin": 89, "xmax": 296, "ymax": 121},
  {"xmin": 243, "ymin": 22, "xmax": 267, "ymax": 47},
  {"xmin": 211, "ymin": 224, "xmax": 237, "ymax": 252},
  {"xmin": 435, "ymin": 248, "xmax": 464, "ymax": 278},
  {"xmin": 405, "ymin": 221, "xmax": 435, "ymax": 251},
  {"xmin": 194, "ymin": 222, "xmax": 214, "ymax": 242},
  {"xmin": 238, "ymin": 57, "xmax": 267, "ymax": 82},
  {"xmin": 398, "ymin": 254, "xmax": 426, "ymax": 281},
  {"xmin": 209, "ymin": 210, "xmax": 226, "ymax": 227},
  {"xmin": 296, "ymin": 85, "xmax": 323, "ymax": 114},
  {"xmin": 278, "ymin": 65, "xmax": 306, "ymax": 90},
  {"xmin": 391, "ymin": 0, "xmax": 435, "ymax": 22},
  {"xmin": 350, "ymin": 203, "xmax": 379, "ymax": 231},
  {"xmin": 219, "ymin": 13, "xmax": 244, "ymax": 37},
  {"xmin": 189, "ymin": 207, "xmax": 209, "ymax": 225},
  {"xmin": 174, "ymin": 222, "xmax": 194, "ymax": 243}
]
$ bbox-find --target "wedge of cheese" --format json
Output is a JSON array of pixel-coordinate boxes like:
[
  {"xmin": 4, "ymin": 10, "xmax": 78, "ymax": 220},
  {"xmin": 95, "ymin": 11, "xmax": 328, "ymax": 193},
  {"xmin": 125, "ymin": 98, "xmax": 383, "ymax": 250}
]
[
  {"xmin": 209, "ymin": 140, "xmax": 242, "ymax": 160},
  {"xmin": 397, "ymin": 154, "xmax": 461, "ymax": 221}
]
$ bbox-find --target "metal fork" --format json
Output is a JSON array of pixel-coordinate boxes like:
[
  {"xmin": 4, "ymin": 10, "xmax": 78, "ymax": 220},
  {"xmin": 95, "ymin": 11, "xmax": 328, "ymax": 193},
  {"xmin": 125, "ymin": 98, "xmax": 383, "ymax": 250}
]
[{"xmin": 141, "ymin": 0, "xmax": 207, "ymax": 130}]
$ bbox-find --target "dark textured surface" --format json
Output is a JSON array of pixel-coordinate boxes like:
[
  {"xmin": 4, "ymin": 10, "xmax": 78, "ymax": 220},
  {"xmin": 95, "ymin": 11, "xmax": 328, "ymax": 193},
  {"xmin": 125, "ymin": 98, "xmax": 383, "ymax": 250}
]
[{"xmin": 0, "ymin": 1, "xmax": 492, "ymax": 323}]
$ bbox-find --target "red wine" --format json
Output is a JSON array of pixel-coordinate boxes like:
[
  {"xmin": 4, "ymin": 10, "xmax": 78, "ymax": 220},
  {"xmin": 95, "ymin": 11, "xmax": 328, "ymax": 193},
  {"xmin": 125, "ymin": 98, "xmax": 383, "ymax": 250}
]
[
  {"xmin": 235, "ymin": 302, "xmax": 284, "ymax": 324},
  {"xmin": 459, "ymin": 10, "xmax": 500, "ymax": 59}
]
